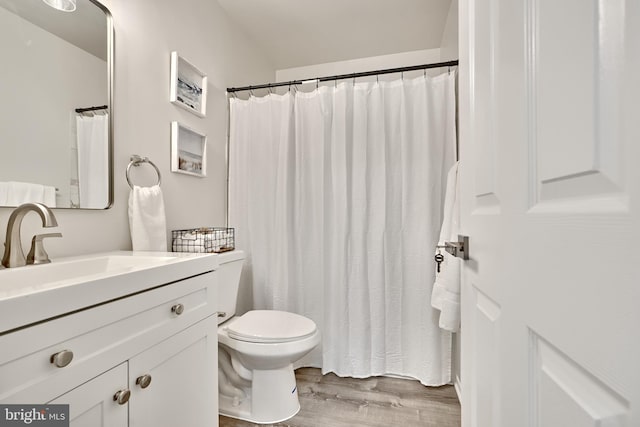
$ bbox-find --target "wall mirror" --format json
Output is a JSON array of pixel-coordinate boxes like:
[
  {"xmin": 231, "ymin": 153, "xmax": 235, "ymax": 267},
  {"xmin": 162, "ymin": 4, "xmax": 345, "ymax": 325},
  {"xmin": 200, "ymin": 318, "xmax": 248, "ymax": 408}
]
[{"xmin": 0, "ymin": 0, "xmax": 113, "ymax": 209}]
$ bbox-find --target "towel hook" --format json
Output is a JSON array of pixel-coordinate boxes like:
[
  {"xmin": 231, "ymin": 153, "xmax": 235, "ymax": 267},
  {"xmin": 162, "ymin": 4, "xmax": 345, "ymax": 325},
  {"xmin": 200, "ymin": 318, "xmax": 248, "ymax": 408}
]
[{"xmin": 126, "ymin": 155, "xmax": 161, "ymax": 189}]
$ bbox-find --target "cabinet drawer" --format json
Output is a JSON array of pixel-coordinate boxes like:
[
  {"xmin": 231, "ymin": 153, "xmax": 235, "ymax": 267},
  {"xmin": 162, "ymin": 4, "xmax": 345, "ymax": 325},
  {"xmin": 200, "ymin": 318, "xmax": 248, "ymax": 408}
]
[{"xmin": 0, "ymin": 271, "xmax": 216, "ymax": 403}]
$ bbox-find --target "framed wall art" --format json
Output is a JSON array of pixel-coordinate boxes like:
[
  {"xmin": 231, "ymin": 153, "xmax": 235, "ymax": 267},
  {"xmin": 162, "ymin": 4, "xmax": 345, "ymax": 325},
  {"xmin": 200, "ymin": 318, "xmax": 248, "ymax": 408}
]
[
  {"xmin": 170, "ymin": 51, "xmax": 207, "ymax": 117},
  {"xmin": 170, "ymin": 121, "xmax": 207, "ymax": 177}
]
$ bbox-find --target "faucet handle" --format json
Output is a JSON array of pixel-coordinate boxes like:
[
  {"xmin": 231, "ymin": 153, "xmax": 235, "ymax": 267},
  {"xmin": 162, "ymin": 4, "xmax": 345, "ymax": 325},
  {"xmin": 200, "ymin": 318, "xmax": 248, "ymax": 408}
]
[{"xmin": 27, "ymin": 233, "xmax": 62, "ymax": 265}]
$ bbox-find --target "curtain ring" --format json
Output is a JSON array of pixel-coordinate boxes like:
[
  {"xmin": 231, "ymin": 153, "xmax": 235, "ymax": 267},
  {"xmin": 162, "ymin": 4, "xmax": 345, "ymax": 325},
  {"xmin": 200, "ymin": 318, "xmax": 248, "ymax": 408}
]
[
  {"xmin": 316, "ymin": 79, "xmax": 319, "ymax": 90},
  {"xmin": 423, "ymin": 68, "xmax": 427, "ymax": 78},
  {"xmin": 268, "ymin": 85, "xmax": 273, "ymax": 95},
  {"xmin": 376, "ymin": 74, "xmax": 379, "ymax": 84},
  {"xmin": 352, "ymin": 73, "xmax": 356, "ymax": 85},
  {"xmin": 401, "ymin": 71, "xmax": 404, "ymax": 81}
]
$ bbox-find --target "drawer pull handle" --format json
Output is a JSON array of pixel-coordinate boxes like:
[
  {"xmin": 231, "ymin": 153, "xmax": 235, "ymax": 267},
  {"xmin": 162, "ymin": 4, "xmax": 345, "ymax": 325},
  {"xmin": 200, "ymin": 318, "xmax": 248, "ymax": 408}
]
[
  {"xmin": 217, "ymin": 312, "xmax": 227, "ymax": 318},
  {"xmin": 113, "ymin": 389, "xmax": 131, "ymax": 405},
  {"xmin": 171, "ymin": 303, "xmax": 185, "ymax": 315},
  {"xmin": 136, "ymin": 374, "xmax": 152, "ymax": 389},
  {"xmin": 50, "ymin": 350, "xmax": 74, "ymax": 368}
]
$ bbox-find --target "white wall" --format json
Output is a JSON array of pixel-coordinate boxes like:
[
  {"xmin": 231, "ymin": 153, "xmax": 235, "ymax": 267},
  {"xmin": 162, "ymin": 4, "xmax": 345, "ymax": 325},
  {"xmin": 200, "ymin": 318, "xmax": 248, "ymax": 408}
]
[
  {"xmin": 0, "ymin": 0, "xmax": 274, "ymax": 259},
  {"xmin": 440, "ymin": 0, "xmax": 459, "ymax": 62},
  {"xmin": 0, "ymin": 7, "xmax": 106, "ymax": 208},
  {"xmin": 275, "ymin": 48, "xmax": 442, "ymax": 87}
]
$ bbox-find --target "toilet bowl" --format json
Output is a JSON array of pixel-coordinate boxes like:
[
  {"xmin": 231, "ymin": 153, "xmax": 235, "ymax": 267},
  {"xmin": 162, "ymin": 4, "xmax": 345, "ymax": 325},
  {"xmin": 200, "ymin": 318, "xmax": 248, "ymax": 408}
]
[{"xmin": 216, "ymin": 250, "xmax": 320, "ymax": 424}]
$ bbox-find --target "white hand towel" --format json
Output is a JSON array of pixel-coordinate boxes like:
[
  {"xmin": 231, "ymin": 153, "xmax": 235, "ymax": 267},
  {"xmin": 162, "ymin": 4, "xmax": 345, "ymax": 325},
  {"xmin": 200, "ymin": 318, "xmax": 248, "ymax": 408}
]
[
  {"xmin": 43, "ymin": 185, "xmax": 57, "ymax": 208},
  {"xmin": 0, "ymin": 182, "xmax": 9, "ymax": 205},
  {"xmin": 128, "ymin": 185, "xmax": 167, "ymax": 251},
  {"xmin": 6, "ymin": 181, "xmax": 45, "ymax": 206},
  {"xmin": 431, "ymin": 162, "xmax": 461, "ymax": 332}
]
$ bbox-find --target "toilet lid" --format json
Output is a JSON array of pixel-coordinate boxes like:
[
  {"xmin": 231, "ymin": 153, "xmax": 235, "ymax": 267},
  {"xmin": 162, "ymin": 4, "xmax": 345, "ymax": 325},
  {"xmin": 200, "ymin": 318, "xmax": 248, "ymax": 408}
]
[{"xmin": 226, "ymin": 310, "xmax": 317, "ymax": 343}]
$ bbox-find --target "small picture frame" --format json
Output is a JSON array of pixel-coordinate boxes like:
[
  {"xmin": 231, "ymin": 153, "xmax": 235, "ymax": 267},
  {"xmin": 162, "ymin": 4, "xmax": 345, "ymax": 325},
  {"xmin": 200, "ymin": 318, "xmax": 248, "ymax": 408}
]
[
  {"xmin": 171, "ymin": 122, "xmax": 207, "ymax": 177},
  {"xmin": 170, "ymin": 51, "xmax": 207, "ymax": 117}
]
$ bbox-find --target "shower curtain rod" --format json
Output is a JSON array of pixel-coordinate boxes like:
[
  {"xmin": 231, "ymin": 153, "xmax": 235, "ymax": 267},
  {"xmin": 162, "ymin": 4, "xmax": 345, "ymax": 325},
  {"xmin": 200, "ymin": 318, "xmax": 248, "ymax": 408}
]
[
  {"xmin": 75, "ymin": 105, "xmax": 108, "ymax": 113},
  {"xmin": 226, "ymin": 60, "xmax": 459, "ymax": 93}
]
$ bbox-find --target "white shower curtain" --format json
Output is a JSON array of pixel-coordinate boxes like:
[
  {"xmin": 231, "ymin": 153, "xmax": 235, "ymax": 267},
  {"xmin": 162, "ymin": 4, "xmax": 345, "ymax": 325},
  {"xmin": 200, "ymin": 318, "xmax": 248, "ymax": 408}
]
[
  {"xmin": 229, "ymin": 73, "xmax": 456, "ymax": 385},
  {"xmin": 76, "ymin": 114, "xmax": 109, "ymax": 208}
]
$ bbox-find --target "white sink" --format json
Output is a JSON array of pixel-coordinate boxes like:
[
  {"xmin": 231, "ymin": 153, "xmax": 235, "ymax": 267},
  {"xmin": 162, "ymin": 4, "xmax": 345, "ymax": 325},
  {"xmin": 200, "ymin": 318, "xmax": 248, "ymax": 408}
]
[
  {"xmin": 0, "ymin": 251, "xmax": 219, "ymax": 333},
  {"xmin": 0, "ymin": 254, "xmax": 175, "ymax": 291}
]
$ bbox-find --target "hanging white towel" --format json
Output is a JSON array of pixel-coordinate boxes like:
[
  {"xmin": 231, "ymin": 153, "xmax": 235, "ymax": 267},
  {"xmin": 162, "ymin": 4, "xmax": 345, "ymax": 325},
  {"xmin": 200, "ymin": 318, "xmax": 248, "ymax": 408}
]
[
  {"xmin": 128, "ymin": 185, "xmax": 167, "ymax": 251},
  {"xmin": 431, "ymin": 162, "xmax": 461, "ymax": 332},
  {"xmin": 77, "ymin": 114, "xmax": 109, "ymax": 208},
  {"xmin": 0, "ymin": 182, "xmax": 9, "ymax": 205},
  {"xmin": 43, "ymin": 185, "xmax": 57, "ymax": 208},
  {"xmin": 0, "ymin": 181, "xmax": 57, "ymax": 207}
]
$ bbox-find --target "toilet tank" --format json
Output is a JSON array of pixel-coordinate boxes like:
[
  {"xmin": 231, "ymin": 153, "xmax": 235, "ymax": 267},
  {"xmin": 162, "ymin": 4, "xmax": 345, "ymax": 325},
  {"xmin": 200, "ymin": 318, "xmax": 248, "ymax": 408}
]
[{"xmin": 216, "ymin": 249, "xmax": 245, "ymax": 325}]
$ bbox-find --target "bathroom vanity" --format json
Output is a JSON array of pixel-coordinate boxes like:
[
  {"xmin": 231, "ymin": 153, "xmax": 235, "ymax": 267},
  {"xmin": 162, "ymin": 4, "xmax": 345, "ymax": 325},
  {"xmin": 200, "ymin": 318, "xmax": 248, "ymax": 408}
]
[{"xmin": 0, "ymin": 252, "xmax": 219, "ymax": 427}]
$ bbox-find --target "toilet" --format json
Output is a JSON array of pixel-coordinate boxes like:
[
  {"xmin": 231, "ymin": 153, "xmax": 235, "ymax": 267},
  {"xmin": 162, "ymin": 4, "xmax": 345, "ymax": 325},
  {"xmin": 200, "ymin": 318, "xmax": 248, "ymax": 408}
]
[{"xmin": 216, "ymin": 250, "xmax": 321, "ymax": 424}]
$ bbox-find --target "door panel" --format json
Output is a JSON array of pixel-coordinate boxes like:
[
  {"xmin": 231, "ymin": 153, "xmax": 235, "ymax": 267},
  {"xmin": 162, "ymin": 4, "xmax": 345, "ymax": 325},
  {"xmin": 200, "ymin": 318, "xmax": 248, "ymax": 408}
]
[
  {"xmin": 49, "ymin": 363, "xmax": 128, "ymax": 427},
  {"xmin": 471, "ymin": 0, "xmax": 501, "ymax": 213},
  {"xmin": 460, "ymin": 0, "xmax": 639, "ymax": 426},
  {"xmin": 531, "ymin": 334, "xmax": 628, "ymax": 427},
  {"xmin": 470, "ymin": 287, "xmax": 501, "ymax": 427},
  {"xmin": 128, "ymin": 317, "xmax": 218, "ymax": 427},
  {"xmin": 528, "ymin": 0, "xmax": 628, "ymax": 211}
]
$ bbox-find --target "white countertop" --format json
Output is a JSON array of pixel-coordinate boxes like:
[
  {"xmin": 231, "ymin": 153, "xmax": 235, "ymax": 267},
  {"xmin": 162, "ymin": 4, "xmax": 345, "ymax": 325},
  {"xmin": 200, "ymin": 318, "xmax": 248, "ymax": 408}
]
[{"xmin": 0, "ymin": 251, "xmax": 218, "ymax": 334}]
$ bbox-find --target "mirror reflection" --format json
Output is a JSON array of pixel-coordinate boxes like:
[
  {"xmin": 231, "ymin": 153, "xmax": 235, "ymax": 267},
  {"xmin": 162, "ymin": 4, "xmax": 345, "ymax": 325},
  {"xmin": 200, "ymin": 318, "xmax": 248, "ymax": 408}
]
[{"xmin": 0, "ymin": 0, "xmax": 112, "ymax": 209}]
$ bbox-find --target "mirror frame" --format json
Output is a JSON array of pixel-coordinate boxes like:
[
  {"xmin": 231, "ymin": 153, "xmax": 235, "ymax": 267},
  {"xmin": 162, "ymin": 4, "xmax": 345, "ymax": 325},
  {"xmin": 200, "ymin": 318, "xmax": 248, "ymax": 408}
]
[
  {"xmin": 0, "ymin": 0, "xmax": 115, "ymax": 210},
  {"xmin": 89, "ymin": 0, "xmax": 114, "ymax": 210}
]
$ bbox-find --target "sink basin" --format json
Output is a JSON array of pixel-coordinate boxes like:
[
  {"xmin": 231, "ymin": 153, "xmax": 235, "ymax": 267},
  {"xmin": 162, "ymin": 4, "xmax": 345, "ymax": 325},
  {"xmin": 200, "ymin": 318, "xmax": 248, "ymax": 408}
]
[
  {"xmin": 0, "ymin": 251, "xmax": 219, "ymax": 334},
  {"xmin": 0, "ymin": 254, "xmax": 177, "ymax": 291}
]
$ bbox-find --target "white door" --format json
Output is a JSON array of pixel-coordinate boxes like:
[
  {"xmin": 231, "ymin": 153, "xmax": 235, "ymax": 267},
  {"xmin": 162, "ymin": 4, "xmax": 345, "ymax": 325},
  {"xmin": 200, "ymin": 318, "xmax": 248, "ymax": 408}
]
[
  {"xmin": 128, "ymin": 317, "xmax": 218, "ymax": 427},
  {"xmin": 49, "ymin": 363, "xmax": 128, "ymax": 427},
  {"xmin": 459, "ymin": 1, "xmax": 640, "ymax": 426}
]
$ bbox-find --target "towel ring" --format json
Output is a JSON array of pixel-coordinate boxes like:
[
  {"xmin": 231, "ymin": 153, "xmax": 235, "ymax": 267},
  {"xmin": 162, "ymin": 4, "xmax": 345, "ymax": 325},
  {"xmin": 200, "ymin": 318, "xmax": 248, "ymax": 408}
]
[{"xmin": 126, "ymin": 155, "xmax": 161, "ymax": 189}]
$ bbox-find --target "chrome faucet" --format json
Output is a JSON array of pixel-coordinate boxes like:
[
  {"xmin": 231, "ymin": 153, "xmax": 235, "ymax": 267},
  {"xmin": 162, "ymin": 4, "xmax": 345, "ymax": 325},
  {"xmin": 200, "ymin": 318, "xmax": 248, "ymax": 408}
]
[{"xmin": 2, "ymin": 203, "xmax": 60, "ymax": 268}]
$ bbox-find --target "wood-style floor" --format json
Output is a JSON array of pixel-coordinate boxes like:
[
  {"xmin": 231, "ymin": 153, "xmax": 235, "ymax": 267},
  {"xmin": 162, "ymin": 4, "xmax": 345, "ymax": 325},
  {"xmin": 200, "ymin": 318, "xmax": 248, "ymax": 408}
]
[{"xmin": 219, "ymin": 368, "xmax": 461, "ymax": 427}]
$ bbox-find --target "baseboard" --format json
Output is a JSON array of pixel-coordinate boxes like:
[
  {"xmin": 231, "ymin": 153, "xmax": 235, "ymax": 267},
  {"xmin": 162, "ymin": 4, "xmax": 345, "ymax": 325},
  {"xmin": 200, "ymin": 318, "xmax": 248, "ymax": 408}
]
[{"xmin": 454, "ymin": 375, "xmax": 462, "ymax": 404}]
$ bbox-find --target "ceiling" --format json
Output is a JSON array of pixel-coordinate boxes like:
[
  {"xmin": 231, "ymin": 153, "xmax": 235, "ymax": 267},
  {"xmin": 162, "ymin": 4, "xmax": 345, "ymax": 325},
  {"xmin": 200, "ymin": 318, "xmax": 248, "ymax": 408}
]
[
  {"xmin": 217, "ymin": 0, "xmax": 453, "ymax": 70},
  {"xmin": 0, "ymin": 0, "xmax": 107, "ymax": 60}
]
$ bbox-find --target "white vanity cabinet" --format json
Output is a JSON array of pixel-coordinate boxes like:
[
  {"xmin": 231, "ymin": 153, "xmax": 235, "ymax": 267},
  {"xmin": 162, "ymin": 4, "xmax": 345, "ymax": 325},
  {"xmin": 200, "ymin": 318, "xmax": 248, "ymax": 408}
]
[
  {"xmin": 49, "ymin": 363, "xmax": 129, "ymax": 426},
  {"xmin": 0, "ymin": 256, "xmax": 219, "ymax": 427}
]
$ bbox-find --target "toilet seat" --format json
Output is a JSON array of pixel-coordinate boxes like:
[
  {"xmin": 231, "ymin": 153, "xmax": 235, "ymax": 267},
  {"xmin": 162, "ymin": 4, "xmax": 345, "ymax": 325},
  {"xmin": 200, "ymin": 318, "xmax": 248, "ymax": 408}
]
[{"xmin": 225, "ymin": 310, "xmax": 317, "ymax": 343}]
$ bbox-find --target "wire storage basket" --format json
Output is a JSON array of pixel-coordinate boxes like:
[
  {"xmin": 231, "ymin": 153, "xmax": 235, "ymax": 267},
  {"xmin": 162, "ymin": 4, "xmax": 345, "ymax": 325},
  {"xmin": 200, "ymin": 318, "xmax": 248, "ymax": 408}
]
[{"xmin": 171, "ymin": 227, "xmax": 235, "ymax": 253}]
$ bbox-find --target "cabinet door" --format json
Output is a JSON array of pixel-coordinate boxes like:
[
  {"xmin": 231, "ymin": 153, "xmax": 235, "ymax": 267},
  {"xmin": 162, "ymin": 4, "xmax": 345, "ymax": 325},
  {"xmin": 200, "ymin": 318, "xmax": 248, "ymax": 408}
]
[
  {"xmin": 128, "ymin": 316, "xmax": 218, "ymax": 427},
  {"xmin": 48, "ymin": 363, "xmax": 128, "ymax": 427}
]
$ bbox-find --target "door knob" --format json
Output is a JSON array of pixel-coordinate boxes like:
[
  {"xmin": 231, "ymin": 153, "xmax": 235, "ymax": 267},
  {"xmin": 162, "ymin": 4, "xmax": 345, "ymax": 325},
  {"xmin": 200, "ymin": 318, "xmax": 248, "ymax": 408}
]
[
  {"xmin": 437, "ymin": 235, "xmax": 470, "ymax": 260},
  {"xmin": 136, "ymin": 374, "xmax": 152, "ymax": 389},
  {"xmin": 171, "ymin": 303, "xmax": 184, "ymax": 315},
  {"xmin": 113, "ymin": 389, "xmax": 131, "ymax": 405},
  {"xmin": 50, "ymin": 350, "xmax": 74, "ymax": 368}
]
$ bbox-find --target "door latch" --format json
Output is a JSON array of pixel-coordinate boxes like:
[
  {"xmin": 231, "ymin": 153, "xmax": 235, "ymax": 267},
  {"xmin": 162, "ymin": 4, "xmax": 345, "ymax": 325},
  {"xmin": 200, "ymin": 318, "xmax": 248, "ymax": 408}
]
[{"xmin": 438, "ymin": 235, "xmax": 470, "ymax": 260}]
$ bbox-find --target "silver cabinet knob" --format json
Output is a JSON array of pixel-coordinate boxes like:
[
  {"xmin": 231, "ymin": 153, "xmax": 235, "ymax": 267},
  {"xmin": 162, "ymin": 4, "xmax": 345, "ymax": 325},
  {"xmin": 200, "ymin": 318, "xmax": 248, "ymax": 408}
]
[
  {"xmin": 50, "ymin": 350, "xmax": 74, "ymax": 368},
  {"xmin": 113, "ymin": 389, "xmax": 131, "ymax": 405},
  {"xmin": 171, "ymin": 303, "xmax": 184, "ymax": 315},
  {"xmin": 136, "ymin": 374, "xmax": 152, "ymax": 389}
]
